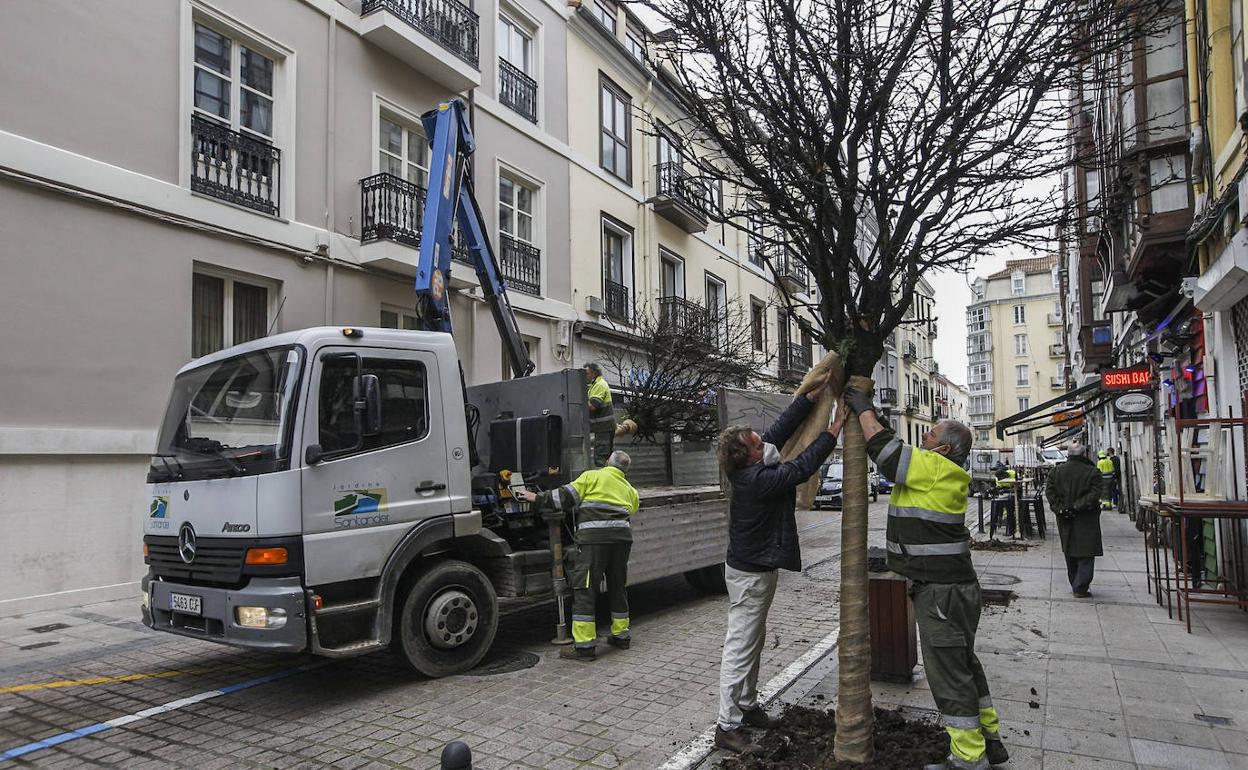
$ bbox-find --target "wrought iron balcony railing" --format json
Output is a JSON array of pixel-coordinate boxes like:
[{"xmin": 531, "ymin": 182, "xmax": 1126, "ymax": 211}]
[
  {"xmin": 362, "ymin": 0, "xmax": 480, "ymax": 66},
  {"xmin": 653, "ymin": 162, "xmax": 709, "ymax": 233},
  {"xmin": 191, "ymin": 115, "xmax": 280, "ymax": 217},
  {"xmin": 774, "ymin": 248, "xmax": 809, "ymax": 292},
  {"xmin": 658, "ymin": 295, "xmax": 709, "ymax": 338},
  {"xmin": 906, "ymin": 394, "xmax": 920, "ymax": 412},
  {"xmin": 498, "ymin": 58, "xmax": 537, "ymax": 123},
  {"xmin": 903, "ymin": 341, "xmax": 918, "ymax": 360},
  {"xmin": 878, "ymin": 387, "xmax": 898, "ymax": 405},
  {"xmin": 604, "ymin": 279, "xmax": 631, "ymax": 324},
  {"xmin": 778, "ymin": 342, "xmax": 812, "ymax": 382},
  {"xmin": 498, "ymin": 234, "xmax": 540, "ymax": 296},
  {"xmin": 360, "ymin": 173, "xmax": 469, "ymax": 260}
]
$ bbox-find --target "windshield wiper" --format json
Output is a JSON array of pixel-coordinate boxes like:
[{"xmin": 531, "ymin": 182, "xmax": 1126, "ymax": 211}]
[
  {"xmin": 150, "ymin": 453, "xmax": 185, "ymax": 481},
  {"xmin": 181, "ymin": 438, "xmax": 245, "ymax": 476}
]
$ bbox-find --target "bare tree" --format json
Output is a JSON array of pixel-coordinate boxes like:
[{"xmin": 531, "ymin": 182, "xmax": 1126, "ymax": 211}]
[
  {"xmin": 634, "ymin": 0, "xmax": 1171, "ymax": 761},
  {"xmin": 599, "ymin": 298, "xmax": 769, "ymax": 442}
]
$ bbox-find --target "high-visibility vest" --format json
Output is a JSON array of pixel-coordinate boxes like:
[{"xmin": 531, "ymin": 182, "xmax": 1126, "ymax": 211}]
[
  {"xmin": 995, "ymin": 469, "xmax": 1017, "ymax": 489},
  {"xmin": 1097, "ymin": 457, "xmax": 1114, "ymax": 476},
  {"xmin": 880, "ymin": 437, "xmax": 976, "ymax": 584},
  {"xmin": 587, "ymin": 376, "xmax": 615, "ymax": 433},
  {"xmin": 553, "ymin": 466, "xmax": 639, "ymax": 543}
]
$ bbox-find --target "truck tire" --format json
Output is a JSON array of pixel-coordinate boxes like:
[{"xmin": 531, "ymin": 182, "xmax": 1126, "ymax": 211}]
[
  {"xmin": 684, "ymin": 563, "xmax": 728, "ymax": 595},
  {"xmin": 393, "ymin": 559, "xmax": 498, "ymax": 678}
]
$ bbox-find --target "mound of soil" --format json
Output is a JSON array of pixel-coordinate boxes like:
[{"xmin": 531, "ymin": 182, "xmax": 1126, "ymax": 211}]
[
  {"xmin": 718, "ymin": 705, "xmax": 948, "ymax": 769},
  {"xmin": 970, "ymin": 539, "xmax": 1035, "ymax": 552}
]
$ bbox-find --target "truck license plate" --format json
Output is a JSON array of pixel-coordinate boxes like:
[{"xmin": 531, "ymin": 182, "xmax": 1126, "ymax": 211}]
[{"xmin": 170, "ymin": 593, "xmax": 202, "ymax": 616}]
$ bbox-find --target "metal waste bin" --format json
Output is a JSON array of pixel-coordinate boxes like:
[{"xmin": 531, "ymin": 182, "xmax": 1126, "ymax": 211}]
[{"xmin": 867, "ymin": 548, "xmax": 916, "ymax": 683}]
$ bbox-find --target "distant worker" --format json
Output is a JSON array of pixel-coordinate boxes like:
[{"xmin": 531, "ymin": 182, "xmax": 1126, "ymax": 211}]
[
  {"xmin": 991, "ymin": 462, "xmax": 1018, "ymax": 535},
  {"xmin": 1107, "ymin": 447, "xmax": 1122, "ymax": 508},
  {"xmin": 516, "ymin": 450, "xmax": 639, "ymax": 661},
  {"xmin": 712, "ymin": 373, "xmax": 843, "ymax": 754},
  {"xmin": 1096, "ymin": 450, "xmax": 1115, "ymax": 510},
  {"xmin": 584, "ymin": 363, "xmax": 615, "ymax": 466},
  {"xmin": 1044, "ymin": 441, "xmax": 1103, "ymax": 598},
  {"xmin": 844, "ymin": 385, "xmax": 1008, "ymax": 770}
]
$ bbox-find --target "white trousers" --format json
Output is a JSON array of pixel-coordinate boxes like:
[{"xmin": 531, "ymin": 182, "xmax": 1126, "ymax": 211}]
[{"xmin": 717, "ymin": 565, "xmax": 779, "ymax": 730}]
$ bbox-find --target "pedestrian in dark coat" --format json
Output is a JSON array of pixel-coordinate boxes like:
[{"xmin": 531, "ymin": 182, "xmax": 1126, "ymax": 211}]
[{"xmin": 1044, "ymin": 442, "xmax": 1103, "ymax": 597}]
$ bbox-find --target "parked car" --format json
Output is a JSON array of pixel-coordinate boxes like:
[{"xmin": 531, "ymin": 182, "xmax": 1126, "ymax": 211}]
[
  {"xmin": 814, "ymin": 462, "xmax": 878, "ymax": 510},
  {"xmin": 872, "ymin": 467, "xmax": 893, "ymax": 495}
]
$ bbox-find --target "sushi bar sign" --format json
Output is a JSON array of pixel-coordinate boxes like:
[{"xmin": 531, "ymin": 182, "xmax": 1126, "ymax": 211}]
[{"xmin": 1101, "ymin": 364, "xmax": 1155, "ymax": 422}]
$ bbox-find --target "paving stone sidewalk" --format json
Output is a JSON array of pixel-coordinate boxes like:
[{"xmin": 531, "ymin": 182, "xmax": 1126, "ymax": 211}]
[{"xmin": 790, "ymin": 504, "xmax": 1248, "ymax": 770}]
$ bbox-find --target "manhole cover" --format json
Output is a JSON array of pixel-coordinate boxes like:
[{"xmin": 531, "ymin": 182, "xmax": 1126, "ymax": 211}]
[
  {"xmin": 464, "ymin": 650, "xmax": 539, "ymax": 676},
  {"xmin": 982, "ymin": 589, "xmax": 1017, "ymax": 606},
  {"xmin": 979, "ymin": 572, "xmax": 1021, "ymax": 586},
  {"xmin": 28, "ymin": 623, "xmax": 69, "ymax": 634}
]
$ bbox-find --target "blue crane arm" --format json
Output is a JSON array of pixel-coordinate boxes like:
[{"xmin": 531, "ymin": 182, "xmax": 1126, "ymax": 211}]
[{"xmin": 414, "ymin": 99, "xmax": 535, "ymax": 379}]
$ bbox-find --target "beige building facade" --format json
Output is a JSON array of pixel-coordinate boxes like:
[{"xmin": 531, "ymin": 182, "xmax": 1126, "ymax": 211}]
[{"xmin": 966, "ymin": 256, "xmax": 1066, "ymax": 449}]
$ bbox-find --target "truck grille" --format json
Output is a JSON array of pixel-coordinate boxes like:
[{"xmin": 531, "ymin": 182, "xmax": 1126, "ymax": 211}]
[{"xmin": 145, "ymin": 536, "xmax": 247, "ymax": 587}]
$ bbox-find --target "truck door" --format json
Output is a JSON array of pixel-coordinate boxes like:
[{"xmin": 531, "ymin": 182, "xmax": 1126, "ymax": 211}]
[{"xmin": 300, "ymin": 346, "xmax": 451, "ymax": 586}]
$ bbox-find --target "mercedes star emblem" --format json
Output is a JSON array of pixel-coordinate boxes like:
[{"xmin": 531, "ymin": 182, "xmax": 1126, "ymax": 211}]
[{"xmin": 177, "ymin": 522, "xmax": 198, "ymax": 564}]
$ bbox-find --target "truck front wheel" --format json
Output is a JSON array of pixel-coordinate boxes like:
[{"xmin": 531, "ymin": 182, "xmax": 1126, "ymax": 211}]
[{"xmin": 393, "ymin": 559, "xmax": 498, "ymax": 677}]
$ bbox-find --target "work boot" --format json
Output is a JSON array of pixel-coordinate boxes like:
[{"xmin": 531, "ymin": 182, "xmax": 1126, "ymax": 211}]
[
  {"xmin": 1073, "ymin": 590, "xmax": 1092, "ymax": 598},
  {"xmin": 924, "ymin": 758, "xmax": 989, "ymax": 770},
  {"xmin": 741, "ymin": 706, "xmax": 777, "ymax": 729},
  {"xmin": 559, "ymin": 645, "xmax": 596, "ymax": 662},
  {"xmin": 607, "ymin": 635, "xmax": 630, "ymax": 650},
  {"xmin": 713, "ymin": 726, "xmax": 756, "ymax": 754},
  {"xmin": 985, "ymin": 737, "xmax": 1009, "ymax": 766}
]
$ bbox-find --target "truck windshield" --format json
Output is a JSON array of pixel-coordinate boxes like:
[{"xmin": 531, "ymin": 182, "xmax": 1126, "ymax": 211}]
[{"xmin": 149, "ymin": 346, "xmax": 303, "ymax": 482}]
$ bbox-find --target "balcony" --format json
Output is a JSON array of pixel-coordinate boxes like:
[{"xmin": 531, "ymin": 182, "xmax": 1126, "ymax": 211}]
[
  {"xmin": 359, "ymin": 173, "xmax": 468, "ymax": 274},
  {"xmin": 658, "ymin": 296, "xmax": 710, "ymax": 338},
  {"xmin": 498, "ymin": 234, "xmax": 541, "ymax": 296},
  {"xmin": 970, "ymin": 412, "xmax": 995, "ymax": 428},
  {"xmin": 361, "ymin": 0, "xmax": 481, "ymax": 92},
  {"xmin": 906, "ymin": 394, "xmax": 920, "ymax": 413},
  {"xmin": 1048, "ymin": 312, "xmax": 1063, "ymax": 326},
  {"xmin": 1080, "ymin": 321, "xmax": 1114, "ymax": 367},
  {"xmin": 778, "ymin": 343, "xmax": 812, "ymax": 383},
  {"xmin": 878, "ymin": 387, "xmax": 898, "ymax": 406},
  {"xmin": 498, "ymin": 58, "xmax": 537, "ymax": 123},
  {"xmin": 903, "ymin": 341, "xmax": 917, "ymax": 361},
  {"xmin": 191, "ymin": 115, "xmax": 280, "ymax": 217},
  {"xmin": 1050, "ymin": 376, "xmax": 1065, "ymax": 389},
  {"xmin": 775, "ymin": 249, "xmax": 809, "ymax": 294},
  {"xmin": 651, "ymin": 162, "xmax": 708, "ymax": 233},
  {"xmin": 604, "ymin": 279, "xmax": 632, "ymax": 324},
  {"xmin": 1049, "ymin": 343, "xmax": 1065, "ymax": 357}
]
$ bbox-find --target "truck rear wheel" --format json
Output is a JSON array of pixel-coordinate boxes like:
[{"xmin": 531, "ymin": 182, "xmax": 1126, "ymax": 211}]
[{"xmin": 393, "ymin": 559, "xmax": 498, "ymax": 678}]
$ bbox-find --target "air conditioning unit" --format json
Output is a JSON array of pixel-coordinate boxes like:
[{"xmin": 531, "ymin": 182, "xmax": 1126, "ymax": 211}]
[{"xmin": 586, "ymin": 296, "xmax": 604, "ymax": 315}]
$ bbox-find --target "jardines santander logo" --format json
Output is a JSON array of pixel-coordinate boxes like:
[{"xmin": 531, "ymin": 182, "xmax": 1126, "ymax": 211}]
[{"xmin": 333, "ymin": 488, "xmax": 389, "ymax": 529}]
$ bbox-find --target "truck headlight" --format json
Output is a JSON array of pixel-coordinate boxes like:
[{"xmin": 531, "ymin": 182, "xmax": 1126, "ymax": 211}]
[{"xmin": 235, "ymin": 606, "xmax": 288, "ymax": 629}]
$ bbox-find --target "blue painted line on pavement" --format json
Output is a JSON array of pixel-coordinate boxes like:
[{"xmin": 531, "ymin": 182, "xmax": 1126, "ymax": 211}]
[{"xmin": 0, "ymin": 662, "xmax": 329, "ymax": 763}]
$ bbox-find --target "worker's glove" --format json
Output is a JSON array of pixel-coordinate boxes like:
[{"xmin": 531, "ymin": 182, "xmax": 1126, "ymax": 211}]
[{"xmin": 843, "ymin": 386, "xmax": 875, "ymax": 416}]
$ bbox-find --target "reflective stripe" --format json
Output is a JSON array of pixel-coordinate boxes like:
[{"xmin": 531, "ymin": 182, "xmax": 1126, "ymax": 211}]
[
  {"xmin": 611, "ymin": 612, "xmax": 629, "ymax": 619},
  {"xmin": 877, "ymin": 437, "xmax": 903, "ymax": 471},
  {"xmin": 561, "ymin": 484, "xmax": 581, "ymax": 508},
  {"xmin": 571, "ymin": 614, "xmax": 596, "ymax": 623},
  {"xmin": 580, "ymin": 501, "xmax": 632, "ymax": 517},
  {"xmin": 944, "ymin": 715, "xmax": 982, "ymax": 730},
  {"xmin": 946, "ymin": 754, "xmax": 989, "ymax": 770},
  {"xmin": 889, "ymin": 505, "xmax": 967, "ymax": 523},
  {"xmin": 895, "ymin": 444, "xmax": 914, "ymax": 485},
  {"xmin": 579, "ymin": 520, "xmax": 631, "ymax": 530},
  {"xmin": 886, "ymin": 539, "xmax": 971, "ymax": 556}
]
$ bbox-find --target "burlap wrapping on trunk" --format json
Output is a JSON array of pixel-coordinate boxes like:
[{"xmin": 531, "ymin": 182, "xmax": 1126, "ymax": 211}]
[{"xmin": 780, "ymin": 351, "xmax": 845, "ymax": 509}]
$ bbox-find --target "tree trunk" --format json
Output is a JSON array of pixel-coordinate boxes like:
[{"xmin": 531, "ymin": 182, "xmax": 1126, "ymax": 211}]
[{"xmin": 833, "ymin": 373, "xmax": 874, "ymax": 763}]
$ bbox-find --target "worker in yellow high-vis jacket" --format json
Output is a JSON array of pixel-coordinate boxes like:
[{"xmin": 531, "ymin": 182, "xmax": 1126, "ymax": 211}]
[
  {"xmin": 1096, "ymin": 450, "xmax": 1115, "ymax": 510},
  {"xmin": 517, "ymin": 450, "xmax": 639, "ymax": 661},
  {"xmin": 845, "ymin": 385, "xmax": 1008, "ymax": 770},
  {"xmin": 585, "ymin": 363, "xmax": 616, "ymax": 467}
]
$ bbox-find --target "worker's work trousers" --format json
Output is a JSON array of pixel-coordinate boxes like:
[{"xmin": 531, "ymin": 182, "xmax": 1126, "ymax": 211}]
[
  {"xmin": 717, "ymin": 566, "xmax": 778, "ymax": 731},
  {"xmin": 1101, "ymin": 475, "xmax": 1114, "ymax": 509},
  {"xmin": 569, "ymin": 542, "xmax": 631, "ymax": 649},
  {"xmin": 912, "ymin": 581, "xmax": 998, "ymax": 770},
  {"xmin": 591, "ymin": 429, "xmax": 615, "ymax": 467},
  {"xmin": 1066, "ymin": 556, "xmax": 1095, "ymax": 594}
]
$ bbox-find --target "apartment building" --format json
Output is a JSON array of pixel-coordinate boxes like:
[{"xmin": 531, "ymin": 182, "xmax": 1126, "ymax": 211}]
[
  {"xmin": 869, "ymin": 277, "xmax": 942, "ymax": 446},
  {"xmin": 965, "ymin": 256, "xmax": 1066, "ymax": 449},
  {"xmin": 933, "ymin": 370, "xmax": 969, "ymax": 425},
  {"xmin": 0, "ymin": 0, "xmax": 817, "ymax": 612}
]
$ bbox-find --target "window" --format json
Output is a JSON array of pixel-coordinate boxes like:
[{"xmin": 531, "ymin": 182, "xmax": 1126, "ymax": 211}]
[
  {"xmin": 497, "ymin": 14, "xmax": 532, "ymax": 74},
  {"xmin": 1016, "ymin": 365, "xmax": 1029, "ymax": 386},
  {"xmin": 1144, "ymin": 77, "xmax": 1186, "ymax": 143},
  {"xmin": 318, "ymin": 357, "xmax": 429, "ymax": 455},
  {"xmin": 600, "ymin": 76, "xmax": 631, "ymax": 182},
  {"xmin": 502, "ymin": 339, "xmax": 536, "ymax": 381},
  {"xmin": 660, "ymin": 251, "xmax": 684, "ymax": 298},
  {"xmin": 1145, "ymin": 14, "xmax": 1184, "ymax": 77},
  {"xmin": 1051, "ymin": 266, "xmax": 1060, "ymax": 290},
  {"xmin": 1149, "ymin": 154, "xmax": 1188, "ymax": 212},
  {"xmin": 972, "ymin": 279, "xmax": 985, "ymax": 301},
  {"xmin": 380, "ymin": 306, "xmax": 420, "ymax": 330},
  {"xmin": 1013, "ymin": 305, "xmax": 1026, "ymax": 324},
  {"xmin": 750, "ymin": 298, "xmax": 766, "ymax": 352},
  {"xmin": 591, "ymin": 0, "xmax": 617, "ymax": 31},
  {"xmin": 1014, "ymin": 334, "xmax": 1029, "ymax": 355},
  {"xmin": 1011, "ymin": 270, "xmax": 1025, "ymax": 296},
  {"xmin": 977, "ymin": 430, "xmax": 990, "ymax": 443},
  {"xmin": 192, "ymin": 271, "xmax": 271, "ymax": 358},
  {"xmin": 968, "ymin": 306, "xmax": 988, "ymax": 331},
  {"xmin": 626, "ymin": 30, "xmax": 645, "ymax": 60},
  {"xmin": 747, "ymin": 205, "xmax": 765, "ymax": 266},
  {"xmin": 1235, "ymin": 2, "xmax": 1245, "ymax": 114},
  {"xmin": 601, "ymin": 216, "xmax": 633, "ymax": 321},
  {"xmin": 194, "ymin": 23, "xmax": 275, "ymax": 138},
  {"xmin": 705, "ymin": 274, "xmax": 727, "ymax": 347},
  {"xmin": 379, "ymin": 114, "xmax": 430, "ymax": 188},
  {"xmin": 499, "ymin": 173, "xmax": 535, "ymax": 243},
  {"xmin": 1017, "ymin": 397, "xmax": 1030, "ymax": 412}
]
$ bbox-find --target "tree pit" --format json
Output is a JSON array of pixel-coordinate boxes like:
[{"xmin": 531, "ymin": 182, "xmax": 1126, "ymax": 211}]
[{"xmin": 718, "ymin": 705, "xmax": 948, "ymax": 769}]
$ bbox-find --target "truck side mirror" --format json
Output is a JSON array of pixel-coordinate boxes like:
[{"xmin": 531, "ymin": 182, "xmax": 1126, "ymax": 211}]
[
  {"xmin": 305, "ymin": 444, "xmax": 324, "ymax": 465},
  {"xmin": 355, "ymin": 374, "xmax": 382, "ymax": 437}
]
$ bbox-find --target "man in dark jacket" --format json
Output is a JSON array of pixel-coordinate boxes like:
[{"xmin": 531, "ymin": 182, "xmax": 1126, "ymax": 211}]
[
  {"xmin": 1045, "ymin": 441, "xmax": 1103, "ymax": 597},
  {"xmin": 711, "ymin": 376, "xmax": 842, "ymax": 753}
]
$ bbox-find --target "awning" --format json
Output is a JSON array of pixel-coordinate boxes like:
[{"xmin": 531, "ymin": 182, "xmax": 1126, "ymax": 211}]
[
  {"xmin": 1042, "ymin": 424, "xmax": 1085, "ymax": 448},
  {"xmin": 994, "ymin": 380, "xmax": 1101, "ymax": 441}
]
